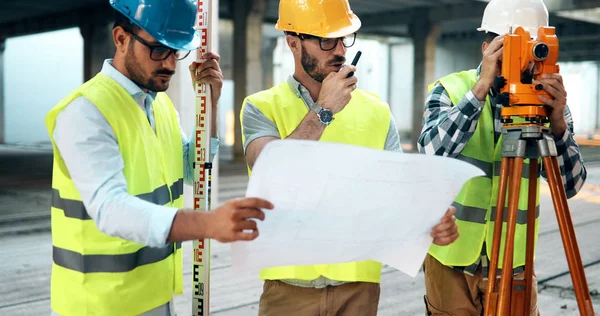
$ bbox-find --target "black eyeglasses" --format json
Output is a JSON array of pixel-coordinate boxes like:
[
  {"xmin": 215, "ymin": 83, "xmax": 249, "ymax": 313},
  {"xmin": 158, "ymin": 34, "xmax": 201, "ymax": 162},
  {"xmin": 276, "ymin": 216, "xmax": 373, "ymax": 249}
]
[
  {"xmin": 295, "ymin": 33, "xmax": 357, "ymax": 51},
  {"xmin": 127, "ymin": 31, "xmax": 191, "ymax": 61}
]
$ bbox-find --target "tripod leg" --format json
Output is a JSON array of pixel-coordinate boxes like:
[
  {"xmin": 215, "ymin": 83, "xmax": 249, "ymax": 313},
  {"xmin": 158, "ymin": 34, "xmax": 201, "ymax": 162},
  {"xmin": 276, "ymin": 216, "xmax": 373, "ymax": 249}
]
[
  {"xmin": 497, "ymin": 157, "xmax": 525, "ymax": 315},
  {"xmin": 543, "ymin": 156, "xmax": 595, "ymax": 315},
  {"xmin": 510, "ymin": 158, "xmax": 540, "ymax": 316},
  {"xmin": 485, "ymin": 157, "xmax": 512, "ymax": 316},
  {"xmin": 523, "ymin": 158, "xmax": 539, "ymax": 315}
]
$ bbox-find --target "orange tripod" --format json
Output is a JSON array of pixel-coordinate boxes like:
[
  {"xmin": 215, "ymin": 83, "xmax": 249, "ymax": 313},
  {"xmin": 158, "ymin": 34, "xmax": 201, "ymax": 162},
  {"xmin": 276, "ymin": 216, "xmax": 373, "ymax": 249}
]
[{"xmin": 483, "ymin": 26, "xmax": 595, "ymax": 316}]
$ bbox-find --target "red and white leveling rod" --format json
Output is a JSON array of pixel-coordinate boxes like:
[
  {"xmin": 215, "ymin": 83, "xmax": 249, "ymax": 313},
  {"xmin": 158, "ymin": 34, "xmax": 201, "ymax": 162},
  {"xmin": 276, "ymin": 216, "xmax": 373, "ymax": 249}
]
[{"xmin": 192, "ymin": 0, "xmax": 213, "ymax": 315}]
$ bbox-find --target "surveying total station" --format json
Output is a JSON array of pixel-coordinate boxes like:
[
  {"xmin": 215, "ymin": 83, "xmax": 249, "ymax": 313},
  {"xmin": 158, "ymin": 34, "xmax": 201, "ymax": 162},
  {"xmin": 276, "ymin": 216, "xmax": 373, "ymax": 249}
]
[{"xmin": 483, "ymin": 25, "xmax": 595, "ymax": 316}]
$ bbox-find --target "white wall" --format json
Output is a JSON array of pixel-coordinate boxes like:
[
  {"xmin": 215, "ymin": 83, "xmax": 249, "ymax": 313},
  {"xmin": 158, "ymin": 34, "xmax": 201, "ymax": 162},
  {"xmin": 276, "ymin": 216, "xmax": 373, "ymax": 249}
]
[
  {"xmin": 557, "ymin": 61, "xmax": 599, "ymax": 135},
  {"xmin": 4, "ymin": 27, "xmax": 83, "ymax": 144},
  {"xmin": 435, "ymin": 39, "xmax": 482, "ymax": 79},
  {"xmin": 389, "ymin": 43, "xmax": 414, "ymax": 134}
]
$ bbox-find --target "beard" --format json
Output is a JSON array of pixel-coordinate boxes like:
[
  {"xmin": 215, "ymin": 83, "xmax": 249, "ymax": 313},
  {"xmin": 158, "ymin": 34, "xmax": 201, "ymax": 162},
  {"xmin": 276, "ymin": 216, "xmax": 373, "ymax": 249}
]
[
  {"xmin": 124, "ymin": 50, "xmax": 175, "ymax": 92},
  {"xmin": 301, "ymin": 45, "xmax": 345, "ymax": 83}
]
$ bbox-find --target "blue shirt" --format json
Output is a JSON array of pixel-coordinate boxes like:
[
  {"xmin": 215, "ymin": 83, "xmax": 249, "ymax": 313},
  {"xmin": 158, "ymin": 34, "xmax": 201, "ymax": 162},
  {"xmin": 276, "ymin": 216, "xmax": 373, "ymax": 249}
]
[{"xmin": 53, "ymin": 59, "xmax": 219, "ymax": 248}]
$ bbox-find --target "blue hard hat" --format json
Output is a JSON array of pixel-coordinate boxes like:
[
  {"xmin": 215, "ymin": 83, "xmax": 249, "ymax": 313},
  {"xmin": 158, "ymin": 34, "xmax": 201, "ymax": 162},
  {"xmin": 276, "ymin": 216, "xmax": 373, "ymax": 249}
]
[{"xmin": 109, "ymin": 0, "xmax": 200, "ymax": 51}]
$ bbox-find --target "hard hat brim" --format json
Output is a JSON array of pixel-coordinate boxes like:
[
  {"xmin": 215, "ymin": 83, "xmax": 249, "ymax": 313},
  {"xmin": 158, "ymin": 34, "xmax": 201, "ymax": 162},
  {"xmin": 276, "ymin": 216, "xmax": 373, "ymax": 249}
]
[
  {"xmin": 155, "ymin": 31, "xmax": 202, "ymax": 51},
  {"xmin": 276, "ymin": 16, "xmax": 361, "ymax": 39},
  {"xmin": 318, "ymin": 18, "xmax": 361, "ymax": 38}
]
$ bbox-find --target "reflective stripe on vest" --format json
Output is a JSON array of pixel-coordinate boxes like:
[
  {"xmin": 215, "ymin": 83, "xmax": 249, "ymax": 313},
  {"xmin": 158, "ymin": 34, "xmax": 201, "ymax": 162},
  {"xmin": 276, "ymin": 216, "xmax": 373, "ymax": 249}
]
[
  {"xmin": 242, "ymin": 82, "xmax": 391, "ymax": 283},
  {"xmin": 53, "ymin": 242, "xmax": 182, "ymax": 273},
  {"xmin": 51, "ymin": 178, "xmax": 183, "ymax": 220},
  {"xmin": 452, "ymin": 202, "xmax": 540, "ymax": 225},
  {"xmin": 426, "ymin": 69, "xmax": 541, "ymax": 269},
  {"xmin": 45, "ymin": 73, "xmax": 184, "ymax": 316},
  {"xmin": 51, "ymin": 178, "xmax": 183, "ymax": 273},
  {"xmin": 456, "ymin": 154, "xmax": 493, "ymax": 179}
]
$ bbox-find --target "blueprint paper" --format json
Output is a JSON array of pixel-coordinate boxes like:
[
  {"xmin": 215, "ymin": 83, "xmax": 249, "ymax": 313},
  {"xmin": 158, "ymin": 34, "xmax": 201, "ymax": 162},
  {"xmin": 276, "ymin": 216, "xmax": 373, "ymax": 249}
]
[{"xmin": 231, "ymin": 140, "xmax": 485, "ymax": 277}]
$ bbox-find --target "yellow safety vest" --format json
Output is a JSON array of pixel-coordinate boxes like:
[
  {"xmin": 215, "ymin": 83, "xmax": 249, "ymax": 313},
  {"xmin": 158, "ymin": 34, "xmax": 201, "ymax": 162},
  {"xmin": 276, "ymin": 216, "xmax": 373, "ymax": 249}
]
[
  {"xmin": 45, "ymin": 73, "xmax": 184, "ymax": 316},
  {"xmin": 241, "ymin": 82, "xmax": 391, "ymax": 283},
  {"xmin": 427, "ymin": 69, "xmax": 541, "ymax": 269}
]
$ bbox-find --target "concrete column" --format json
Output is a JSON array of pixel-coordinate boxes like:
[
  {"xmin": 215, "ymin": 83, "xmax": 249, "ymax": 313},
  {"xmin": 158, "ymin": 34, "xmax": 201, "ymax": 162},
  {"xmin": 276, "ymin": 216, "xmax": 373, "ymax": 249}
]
[
  {"xmin": 232, "ymin": 0, "xmax": 266, "ymax": 162},
  {"xmin": 262, "ymin": 37, "xmax": 278, "ymax": 89},
  {"xmin": 409, "ymin": 11, "xmax": 439, "ymax": 151},
  {"xmin": 596, "ymin": 61, "xmax": 600, "ymax": 132},
  {"xmin": 232, "ymin": 0, "xmax": 249, "ymax": 163},
  {"xmin": 80, "ymin": 22, "xmax": 115, "ymax": 81},
  {"xmin": 0, "ymin": 39, "xmax": 5, "ymax": 144},
  {"xmin": 247, "ymin": 0, "xmax": 266, "ymax": 95}
]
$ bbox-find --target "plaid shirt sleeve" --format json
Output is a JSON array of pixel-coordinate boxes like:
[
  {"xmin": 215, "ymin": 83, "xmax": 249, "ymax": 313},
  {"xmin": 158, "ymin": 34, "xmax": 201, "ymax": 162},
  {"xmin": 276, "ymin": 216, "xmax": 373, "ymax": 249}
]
[
  {"xmin": 541, "ymin": 106, "xmax": 587, "ymax": 198},
  {"xmin": 418, "ymin": 82, "xmax": 587, "ymax": 198},
  {"xmin": 417, "ymin": 82, "xmax": 485, "ymax": 158}
]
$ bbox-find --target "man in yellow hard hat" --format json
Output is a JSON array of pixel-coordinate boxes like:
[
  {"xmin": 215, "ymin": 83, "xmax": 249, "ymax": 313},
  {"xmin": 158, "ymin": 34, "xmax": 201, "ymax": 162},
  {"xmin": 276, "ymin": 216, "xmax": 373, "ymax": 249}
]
[
  {"xmin": 240, "ymin": 0, "xmax": 460, "ymax": 315},
  {"xmin": 418, "ymin": 0, "xmax": 587, "ymax": 314}
]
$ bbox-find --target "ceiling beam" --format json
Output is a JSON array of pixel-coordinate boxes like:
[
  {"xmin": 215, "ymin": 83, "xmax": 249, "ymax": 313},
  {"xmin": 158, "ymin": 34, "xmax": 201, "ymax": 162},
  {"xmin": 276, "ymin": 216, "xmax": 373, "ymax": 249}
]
[
  {"xmin": 360, "ymin": 8, "xmax": 419, "ymax": 29},
  {"xmin": 559, "ymin": 53, "xmax": 600, "ymax": 62},
  {"xmin": 360, "ymin": 1, "xmax": 488, "ymax": 29},
  {"xmin": 0, "ymin": 4, "xmax": 113, "ymax": 38},
  {"xmin": 0, "ymin": 0, "xmax": 234, "ymax": 39},
  {"xmin": 428, "ymin": 1, "xmax": 486, "ymax": 24},
  {"xmin": 474, "ymin": 0, "xmax": 600, "ymax": 12}
]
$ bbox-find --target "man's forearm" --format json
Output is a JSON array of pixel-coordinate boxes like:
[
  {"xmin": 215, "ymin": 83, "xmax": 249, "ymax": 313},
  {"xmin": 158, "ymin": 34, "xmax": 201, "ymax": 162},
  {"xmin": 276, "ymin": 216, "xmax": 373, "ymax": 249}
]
[
  {"xmin": 555, "ymin": 130, "xmax": 587, "ymax": 198},
  {"xmin": 550, "ymin": 118, "xmax": 567, "ymax": 139},
  {"xmin": 418, "ymin": 84, "xmax": 484, "ymax": 157},
  {"xmin": 287, "ymin": 111, "xmax": 326, "ymax": 141},
  {"xmin": 167, "ymin": 210, "xmax": 212, "ymax": 243}
]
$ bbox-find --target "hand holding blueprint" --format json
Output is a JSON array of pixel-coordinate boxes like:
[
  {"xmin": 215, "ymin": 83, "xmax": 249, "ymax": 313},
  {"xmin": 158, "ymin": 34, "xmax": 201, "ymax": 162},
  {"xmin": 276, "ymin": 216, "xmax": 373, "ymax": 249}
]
[{"xmin": 231, "ymin": 140, "xmax": 484, "ymax": 277}]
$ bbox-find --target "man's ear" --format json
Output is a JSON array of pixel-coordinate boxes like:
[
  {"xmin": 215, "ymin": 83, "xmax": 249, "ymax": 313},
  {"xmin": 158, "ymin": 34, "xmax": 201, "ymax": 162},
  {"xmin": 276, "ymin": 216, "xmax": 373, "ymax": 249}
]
[
  {"xmin": 113, "ymin": 26, "xmax": 130, "ymax": 54},
  {"xmin": 481, "ymin": 41, "xmax": 488, "ymax": 55},
  {"xmin": 286, "ymin": 35, "xmax": 301, "ymax": 54}
]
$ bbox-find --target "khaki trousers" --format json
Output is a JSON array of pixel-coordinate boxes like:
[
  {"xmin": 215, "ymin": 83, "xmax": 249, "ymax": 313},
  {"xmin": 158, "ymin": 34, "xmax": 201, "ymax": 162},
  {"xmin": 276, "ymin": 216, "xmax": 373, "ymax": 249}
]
[
  {"xmin": 423, "ymin": 254, "xmax": 539, "ymax": 316},
  {"xmin": 258, "ymin": 280, "xmax": 380, "ymax": 316}
]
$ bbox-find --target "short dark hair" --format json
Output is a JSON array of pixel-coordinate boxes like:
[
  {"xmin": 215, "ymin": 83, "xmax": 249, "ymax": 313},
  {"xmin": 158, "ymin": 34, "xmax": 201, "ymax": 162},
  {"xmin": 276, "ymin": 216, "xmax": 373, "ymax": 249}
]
[
  {"xmin": 112, "ymin": 10, "xmax": 141, "ymax": 34},
  {"xmin": 484, "ymin": 31, "xmax": 499, "ymax": 43}
]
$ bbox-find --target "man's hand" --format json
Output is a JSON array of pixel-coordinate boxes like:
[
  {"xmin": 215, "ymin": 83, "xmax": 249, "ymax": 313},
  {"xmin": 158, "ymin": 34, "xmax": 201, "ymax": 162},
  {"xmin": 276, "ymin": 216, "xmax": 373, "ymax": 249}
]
[
  {"xmin": 473, "ymin": 36, "xmax": 504, "ymax": 100},
  {"xmin": 536, "ymin": 73, "xmax": 568, "ymax": 139},
  {"xmin": 430, "ymin": 206, "xmax": 459, "ymax": 246},
  {"xmin": 205, "ymin": 197, "xmax": 274, "ymax": 242},
  {"xmin": 316, "ymin": 65, "xmax": 358, "ymax": 114},
  {"xmin": 189, "ymin": 52, "xmax": 224, "ymax": 109}
]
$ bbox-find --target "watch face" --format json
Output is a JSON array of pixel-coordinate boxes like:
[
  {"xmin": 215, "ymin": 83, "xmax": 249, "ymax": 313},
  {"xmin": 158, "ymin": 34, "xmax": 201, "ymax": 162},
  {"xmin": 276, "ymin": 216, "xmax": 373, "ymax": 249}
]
[{"xmin": 319, "ymin": 109, "xmax": 333, "ymax": 124}]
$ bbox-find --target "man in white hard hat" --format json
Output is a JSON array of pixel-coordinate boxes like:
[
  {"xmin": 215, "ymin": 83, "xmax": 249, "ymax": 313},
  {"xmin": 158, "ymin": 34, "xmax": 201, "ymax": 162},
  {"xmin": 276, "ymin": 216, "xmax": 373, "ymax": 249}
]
[{"xmin": 418, "ymin": 0, "xmax": 587, "ymax": 314}]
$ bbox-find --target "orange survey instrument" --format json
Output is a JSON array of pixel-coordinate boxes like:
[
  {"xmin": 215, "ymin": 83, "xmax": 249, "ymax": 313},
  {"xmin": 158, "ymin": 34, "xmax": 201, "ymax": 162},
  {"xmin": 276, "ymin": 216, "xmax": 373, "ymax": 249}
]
[{"xmin": 484, "ymin": 26, "xmax": 595, "ymax": 316}]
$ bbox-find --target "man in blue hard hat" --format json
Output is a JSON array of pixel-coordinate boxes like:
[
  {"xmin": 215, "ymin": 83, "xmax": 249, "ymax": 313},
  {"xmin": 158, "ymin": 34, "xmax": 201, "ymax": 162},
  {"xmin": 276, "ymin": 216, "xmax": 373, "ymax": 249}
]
[{"xmin": 45, "ymin": 1, "xmax": 273, "ymax": 315}]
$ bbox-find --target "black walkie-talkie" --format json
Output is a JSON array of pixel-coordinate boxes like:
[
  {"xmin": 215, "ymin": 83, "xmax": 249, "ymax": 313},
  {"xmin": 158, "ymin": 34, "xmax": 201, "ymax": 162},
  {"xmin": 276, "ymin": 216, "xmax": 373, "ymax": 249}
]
[{"xmin": 346, "ymin": 50, "xmax": 362, "ymax": 78}]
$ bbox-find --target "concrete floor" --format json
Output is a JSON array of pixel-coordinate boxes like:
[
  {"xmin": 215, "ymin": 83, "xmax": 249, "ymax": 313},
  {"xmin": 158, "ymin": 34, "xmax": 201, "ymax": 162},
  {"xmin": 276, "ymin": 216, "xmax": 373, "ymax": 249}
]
[{"xmin": 1, "ymin": 145, "xmax": 600, "ymax": 315}]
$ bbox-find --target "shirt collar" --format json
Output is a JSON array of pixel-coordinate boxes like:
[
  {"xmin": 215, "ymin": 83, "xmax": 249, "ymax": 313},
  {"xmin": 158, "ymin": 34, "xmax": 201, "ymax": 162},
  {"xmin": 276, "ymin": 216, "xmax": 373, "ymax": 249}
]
[
  {"xmin": 286, "ymin": 75, "xmax": 304, "ymax": 97},
  {"xmin": 100, "ymin": 59, "xmax": 157, "ymax": 101},
  {"xmin": 286, "ymin": 75, "xmax": 321, "ymax": 112}
]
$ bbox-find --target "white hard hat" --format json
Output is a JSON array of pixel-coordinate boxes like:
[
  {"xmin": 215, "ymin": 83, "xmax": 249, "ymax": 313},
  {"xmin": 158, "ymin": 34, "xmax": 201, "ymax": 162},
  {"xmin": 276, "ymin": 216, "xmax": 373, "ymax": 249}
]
[{"xmin": 477, "ymin": 0, "xmax": 549, "ymax": 38}]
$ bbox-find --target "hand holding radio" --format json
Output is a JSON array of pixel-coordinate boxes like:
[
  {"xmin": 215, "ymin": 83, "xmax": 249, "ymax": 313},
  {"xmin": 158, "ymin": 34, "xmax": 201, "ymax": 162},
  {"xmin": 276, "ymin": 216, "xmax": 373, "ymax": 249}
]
[{"xmin": 317, "ymin": 51, "xmax": 361, "ymax": 114}]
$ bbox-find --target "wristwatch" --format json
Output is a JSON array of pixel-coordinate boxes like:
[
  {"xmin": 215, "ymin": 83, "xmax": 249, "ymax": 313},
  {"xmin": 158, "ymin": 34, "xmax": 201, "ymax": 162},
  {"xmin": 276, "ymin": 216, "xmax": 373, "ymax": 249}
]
[{"xmin": 316, "ymin": 106, "xmax": 334, "ymax": 125}]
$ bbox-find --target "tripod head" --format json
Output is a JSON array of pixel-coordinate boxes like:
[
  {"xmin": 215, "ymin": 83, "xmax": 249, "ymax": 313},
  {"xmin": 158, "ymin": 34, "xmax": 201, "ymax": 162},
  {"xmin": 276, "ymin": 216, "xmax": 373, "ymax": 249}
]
[{"xmin": 493, "ymin": 26, "xmax": 560, "ymax": 125}]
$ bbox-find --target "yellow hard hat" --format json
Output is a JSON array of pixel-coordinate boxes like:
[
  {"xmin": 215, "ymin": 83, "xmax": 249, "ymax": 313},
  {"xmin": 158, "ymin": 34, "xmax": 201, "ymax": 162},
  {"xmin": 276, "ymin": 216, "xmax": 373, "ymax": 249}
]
[{"xmin": 275, "ymin": 0, "xmax": 361, "ymax": 38}]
